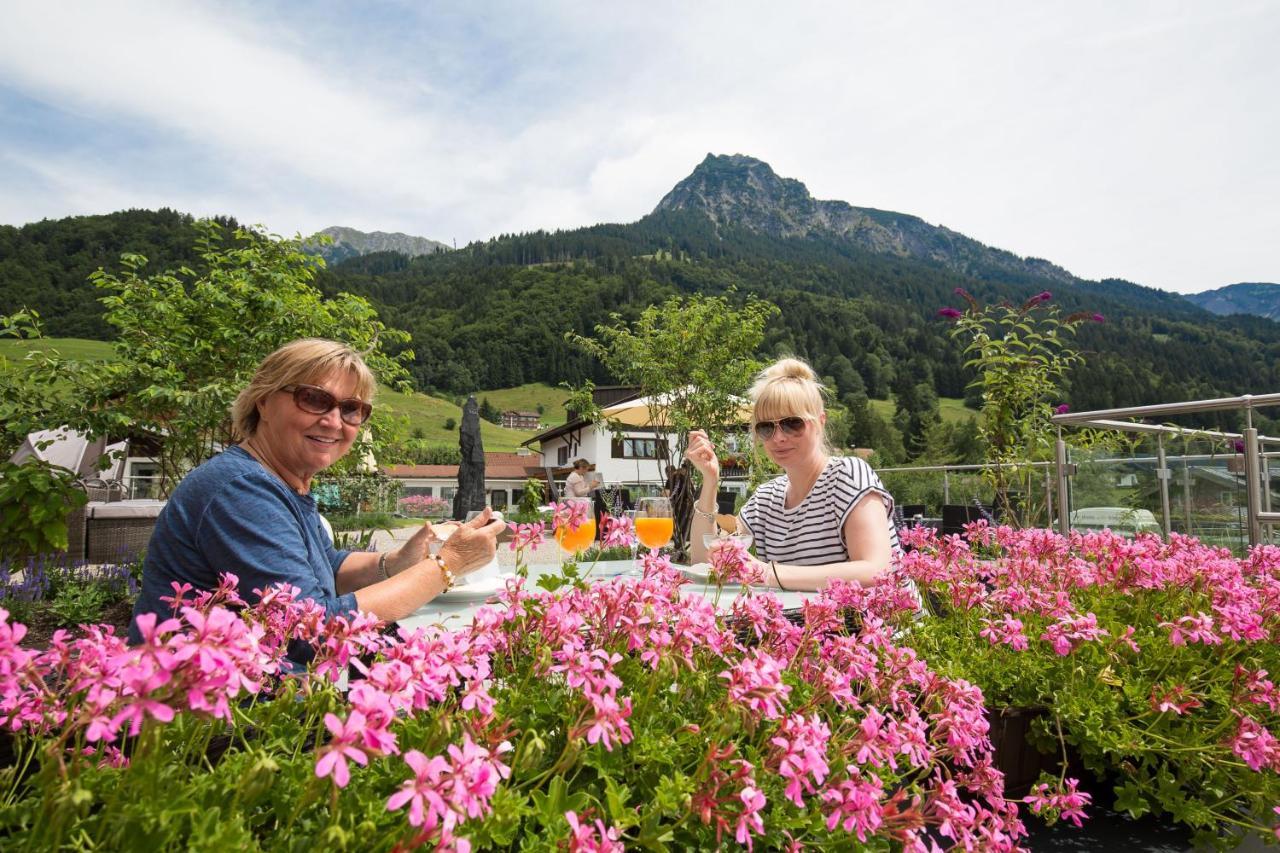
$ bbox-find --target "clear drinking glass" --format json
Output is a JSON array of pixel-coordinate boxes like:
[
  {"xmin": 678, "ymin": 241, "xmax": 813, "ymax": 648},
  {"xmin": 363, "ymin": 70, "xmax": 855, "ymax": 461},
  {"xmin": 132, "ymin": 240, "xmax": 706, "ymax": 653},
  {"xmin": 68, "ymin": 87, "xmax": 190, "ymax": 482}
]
[
  {"xmin": 555, "ymin": 497, "xmax": 597, "ymax": 561},
  {"xmin": 635, "ymin": 497, "xmax": 674, "ymax": 552}
]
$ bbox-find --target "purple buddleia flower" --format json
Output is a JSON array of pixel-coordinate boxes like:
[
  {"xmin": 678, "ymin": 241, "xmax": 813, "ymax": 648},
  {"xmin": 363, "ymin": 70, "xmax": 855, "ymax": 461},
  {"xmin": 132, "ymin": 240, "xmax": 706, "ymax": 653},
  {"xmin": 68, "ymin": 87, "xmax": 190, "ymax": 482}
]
[{"xmin": 937, "ymin": 307, "xmax": 963, "ymax": 319}]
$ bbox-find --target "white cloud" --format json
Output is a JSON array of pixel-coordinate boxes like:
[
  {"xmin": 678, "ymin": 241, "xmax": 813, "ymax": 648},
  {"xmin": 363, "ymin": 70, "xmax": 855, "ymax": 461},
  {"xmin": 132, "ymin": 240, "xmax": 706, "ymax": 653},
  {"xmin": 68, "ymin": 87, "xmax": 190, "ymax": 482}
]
[{"xmin": 0, "ymin": 0, "xmax": 1276, "ymax": 292}]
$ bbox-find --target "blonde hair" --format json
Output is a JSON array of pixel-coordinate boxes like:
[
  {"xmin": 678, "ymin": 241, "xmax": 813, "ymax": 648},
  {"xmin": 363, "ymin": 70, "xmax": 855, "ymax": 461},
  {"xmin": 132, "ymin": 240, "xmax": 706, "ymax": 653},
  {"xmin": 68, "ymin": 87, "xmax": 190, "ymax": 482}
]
[
  {"xmin": 231, "ymin": 339, "xmax": 376, "ymax": 440},
  {"xmin": 748, "ymin": 357, "xmax": 831, "ymax": 449}
]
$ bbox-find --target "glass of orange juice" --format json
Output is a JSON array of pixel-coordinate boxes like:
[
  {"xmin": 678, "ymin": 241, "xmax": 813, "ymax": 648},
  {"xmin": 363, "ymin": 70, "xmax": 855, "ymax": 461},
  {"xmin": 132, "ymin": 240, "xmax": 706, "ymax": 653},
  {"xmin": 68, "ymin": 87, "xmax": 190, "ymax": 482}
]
[
  {"xmin": 635, "ymin": 497, "xmax": 674, "ymax": 550},
  {"xmin": 554, "ymin": 497, "xmax": 597, "ymax": 560}
]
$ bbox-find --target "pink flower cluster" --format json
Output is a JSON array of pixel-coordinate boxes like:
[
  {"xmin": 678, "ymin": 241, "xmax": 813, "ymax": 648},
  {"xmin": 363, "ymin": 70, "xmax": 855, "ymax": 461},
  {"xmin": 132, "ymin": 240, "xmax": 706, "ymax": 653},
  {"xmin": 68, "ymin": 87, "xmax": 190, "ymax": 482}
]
[
  {"xmin": 896, "ymin": 520, "xmax": 1280, "ymax": 833},
  {"xmin": 708, "ymin": 537, "xmax": 764, "ymax": 586},
  {"xmin": 551, "ymin": 500, "xmax": 590, "ymax": 533},
  {"xmin": 564, "ymin": 810, "xmax": 625, "ymax": 852},
  {"xmin": 2, "ymin": 573, "xmax": 280, "ymax": 744},
  {"xmin": 506, "ymin": 520, "xmax": 546, "ymax": 552},
  {"xmin": 385, "ymin": 736, "xmax": 512, "ymax": 851},
  {"xmin": 600, "ymin": 514, "xmax": 636, "ymax": 550},
  {"xmin": 1, "ymin": 542, "xmax": 1031, "ymax": 849},
  {"xmin": 1024, "ymin": 778, "xmax": 1091, "ymax": 827}
]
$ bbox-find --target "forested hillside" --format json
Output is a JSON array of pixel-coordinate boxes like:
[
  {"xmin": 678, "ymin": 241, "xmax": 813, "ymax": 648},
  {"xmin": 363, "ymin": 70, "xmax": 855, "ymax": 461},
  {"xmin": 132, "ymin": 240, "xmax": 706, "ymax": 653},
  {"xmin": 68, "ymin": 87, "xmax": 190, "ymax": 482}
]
[
  {"xmin": 316, "ymin": 209, "xmax": 1280, "ymax": 418},
  {"xmin": 4, "ymin": 161, "xmax": 1280, "ymax": 442}
]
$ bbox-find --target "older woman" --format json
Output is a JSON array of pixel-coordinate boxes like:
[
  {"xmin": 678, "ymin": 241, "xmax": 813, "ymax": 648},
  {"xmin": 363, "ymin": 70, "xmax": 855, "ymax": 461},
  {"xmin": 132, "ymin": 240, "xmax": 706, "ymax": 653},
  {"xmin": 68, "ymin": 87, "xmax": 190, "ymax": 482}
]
[
  {"xmin": 687, "ymin": 357, "xmax": 899, "ymax": 591},
  {"xmin": 128, "ymin": 339, "xmax": 502, "ymax": 657}
]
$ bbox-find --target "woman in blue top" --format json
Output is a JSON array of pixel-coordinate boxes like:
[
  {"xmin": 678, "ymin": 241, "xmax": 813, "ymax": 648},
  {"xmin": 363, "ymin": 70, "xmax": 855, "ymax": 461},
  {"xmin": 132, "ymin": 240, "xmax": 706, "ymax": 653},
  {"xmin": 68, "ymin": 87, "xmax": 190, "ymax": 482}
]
[{"xmin": 129, "ymin": 339, "xmax": 503, "ymax": 656}]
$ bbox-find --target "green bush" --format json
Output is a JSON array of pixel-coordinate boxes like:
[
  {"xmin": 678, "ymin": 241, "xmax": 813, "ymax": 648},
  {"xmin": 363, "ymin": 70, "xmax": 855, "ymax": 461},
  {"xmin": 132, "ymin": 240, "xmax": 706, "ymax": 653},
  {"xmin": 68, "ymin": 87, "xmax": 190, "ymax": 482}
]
[{"xmin": 0, "ymin": 460, "xmax": 87, "ymax": 561}]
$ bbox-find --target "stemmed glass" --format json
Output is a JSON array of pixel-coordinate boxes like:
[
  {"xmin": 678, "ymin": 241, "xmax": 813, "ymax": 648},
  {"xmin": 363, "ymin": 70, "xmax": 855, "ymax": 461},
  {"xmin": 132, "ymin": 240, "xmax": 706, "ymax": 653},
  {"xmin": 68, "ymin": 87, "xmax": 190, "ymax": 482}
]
[
  {"xmin": 555, "ymin": 497, "xmax": 597, "ymax": 565},
  {"xmin": 630, "ymin": 497, "xmax": 673, "ymax": 577}
]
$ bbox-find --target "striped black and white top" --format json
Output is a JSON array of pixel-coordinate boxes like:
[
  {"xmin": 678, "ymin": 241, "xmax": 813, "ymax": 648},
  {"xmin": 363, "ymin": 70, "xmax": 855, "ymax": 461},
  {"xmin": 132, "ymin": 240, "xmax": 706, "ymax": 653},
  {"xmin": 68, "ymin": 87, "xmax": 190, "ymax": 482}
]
[{"xmin": 739, "ymin": 456, "xmax": 901, "ymax": 565}]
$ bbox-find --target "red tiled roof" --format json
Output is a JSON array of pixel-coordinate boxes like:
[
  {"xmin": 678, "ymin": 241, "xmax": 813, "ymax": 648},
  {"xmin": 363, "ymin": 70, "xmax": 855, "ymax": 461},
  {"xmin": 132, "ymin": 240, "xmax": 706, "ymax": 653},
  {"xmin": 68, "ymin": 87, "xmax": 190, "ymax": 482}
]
[{"xmin": 383, "ymin": 451, "xmax": 546, "ymax": 481}]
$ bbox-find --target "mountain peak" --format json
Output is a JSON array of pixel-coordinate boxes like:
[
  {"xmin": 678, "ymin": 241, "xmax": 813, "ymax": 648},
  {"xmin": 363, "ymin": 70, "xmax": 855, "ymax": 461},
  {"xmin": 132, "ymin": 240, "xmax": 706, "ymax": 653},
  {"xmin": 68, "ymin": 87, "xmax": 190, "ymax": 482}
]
[
  {"xmin": 655, "ymin": 154, "xmax": 818, "ymax": 231},
  {"xmin": 654, "ymin": 153, "xmax": 1074, "ymax": 284},
  {"xmin": 305, "ymin": 226, "xmax": 451, "ymax": 266},
  {"xmin": 1185, "ymin": 282, "xmax": 1280, "ymax": 321}
]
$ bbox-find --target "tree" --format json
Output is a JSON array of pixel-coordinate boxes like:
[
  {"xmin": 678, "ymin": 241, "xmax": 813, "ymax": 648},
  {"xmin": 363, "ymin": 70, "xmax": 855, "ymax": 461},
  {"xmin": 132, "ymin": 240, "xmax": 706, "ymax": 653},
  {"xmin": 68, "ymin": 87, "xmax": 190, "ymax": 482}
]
[
  {"xmin": 478, "ymin": 397, "xmax": 500, "ymax": 425},
  {"xmin": 567, "ymin": 292, "xmax": 779, "ymax": 473},
  {"xmin": 0, "ymin": 310, "xmax": 83, "ymax": 460},
  {"xmin": 566, "ymin": 292, "xmax": 779, "ymax": 557},
  {"xmin": 72, "ymin": 221, "xmax": 413, "ymax": 496},
  {"xmin": 942, "ymin": 289, "xmax": 1097, "ymax": 525}
]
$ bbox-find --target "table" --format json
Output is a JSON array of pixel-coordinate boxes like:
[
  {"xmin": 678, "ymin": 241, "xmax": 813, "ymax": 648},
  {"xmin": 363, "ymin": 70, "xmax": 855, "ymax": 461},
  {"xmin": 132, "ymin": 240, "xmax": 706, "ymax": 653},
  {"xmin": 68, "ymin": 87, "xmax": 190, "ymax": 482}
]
[{"xmin": 399, "ymin": 560, "xmax": 813, "ymax": 632}]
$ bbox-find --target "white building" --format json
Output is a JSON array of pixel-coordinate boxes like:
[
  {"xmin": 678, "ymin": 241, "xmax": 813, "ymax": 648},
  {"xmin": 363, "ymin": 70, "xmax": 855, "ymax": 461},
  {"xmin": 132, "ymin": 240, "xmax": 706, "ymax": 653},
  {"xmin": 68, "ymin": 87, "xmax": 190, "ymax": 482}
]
[{"xmin": 520, "ymin": 386, "xmax": 753, "ymax": 504}]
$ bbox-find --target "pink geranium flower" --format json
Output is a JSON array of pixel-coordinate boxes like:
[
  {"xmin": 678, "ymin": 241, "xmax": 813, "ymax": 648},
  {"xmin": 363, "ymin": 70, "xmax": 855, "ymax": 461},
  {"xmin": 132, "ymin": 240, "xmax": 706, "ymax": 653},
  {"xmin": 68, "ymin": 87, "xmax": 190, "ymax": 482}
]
[
  {"xmin": 315, "ymin": 711, "xmax": 370, "ymax": 788},
  {"xmin": 600, "ymin": 514, "xmax": 636, "ymax": 549}
]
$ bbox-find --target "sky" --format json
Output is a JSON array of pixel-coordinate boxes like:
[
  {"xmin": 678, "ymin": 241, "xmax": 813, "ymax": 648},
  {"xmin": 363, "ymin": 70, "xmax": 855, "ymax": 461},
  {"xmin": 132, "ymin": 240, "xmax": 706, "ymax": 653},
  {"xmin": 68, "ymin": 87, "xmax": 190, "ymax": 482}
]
[{"xmin": 0, "ymin": 0, "xmax": 1276, "ymax": 294}]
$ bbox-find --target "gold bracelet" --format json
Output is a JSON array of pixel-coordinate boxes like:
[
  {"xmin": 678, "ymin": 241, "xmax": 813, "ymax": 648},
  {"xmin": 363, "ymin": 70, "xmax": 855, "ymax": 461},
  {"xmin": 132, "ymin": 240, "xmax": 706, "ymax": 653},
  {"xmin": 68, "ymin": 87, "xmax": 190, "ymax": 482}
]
[
  {"xmin": 771, "ymin": 560, "xmax": 786, "ymax": 592},
  {"xmin": 435, "ymin": 555, "xmax": 455, "ymax": 591},
  {"xmin": 694, "ymin": 504, "xmax": 716, "ymax": 524}
]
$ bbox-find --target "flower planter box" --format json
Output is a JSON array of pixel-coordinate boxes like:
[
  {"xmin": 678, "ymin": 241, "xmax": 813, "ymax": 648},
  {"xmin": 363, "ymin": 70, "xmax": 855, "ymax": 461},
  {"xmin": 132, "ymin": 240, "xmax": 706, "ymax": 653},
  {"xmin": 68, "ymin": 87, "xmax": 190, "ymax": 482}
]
[{"xmin": 986, "ymin": 706, "xmax": 1063, "ymax": 797}]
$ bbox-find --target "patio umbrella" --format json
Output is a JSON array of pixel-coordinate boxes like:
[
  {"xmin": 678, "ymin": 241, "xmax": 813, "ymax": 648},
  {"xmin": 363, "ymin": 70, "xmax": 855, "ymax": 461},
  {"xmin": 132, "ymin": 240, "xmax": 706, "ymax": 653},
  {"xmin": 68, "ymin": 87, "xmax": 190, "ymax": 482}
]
[{"xmin": 598, "ymin": 393, "xmax": 753, "ymax": 428}]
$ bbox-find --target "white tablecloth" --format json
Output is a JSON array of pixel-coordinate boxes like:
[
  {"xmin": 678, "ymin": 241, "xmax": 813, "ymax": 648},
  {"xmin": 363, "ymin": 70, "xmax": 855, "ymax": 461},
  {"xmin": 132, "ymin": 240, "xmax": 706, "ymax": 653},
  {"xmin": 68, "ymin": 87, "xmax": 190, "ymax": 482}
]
[{"xmin": 398, "ymin": 559, "xmax": 812, "ymax": 632}]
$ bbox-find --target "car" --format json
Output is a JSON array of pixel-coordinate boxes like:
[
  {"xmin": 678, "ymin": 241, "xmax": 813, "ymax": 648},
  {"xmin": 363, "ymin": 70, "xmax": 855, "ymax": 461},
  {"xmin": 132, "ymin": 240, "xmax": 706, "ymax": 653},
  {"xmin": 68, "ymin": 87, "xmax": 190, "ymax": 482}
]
[{"xmin": 1068, "ymin": 506, "xmax": 1163, "ymax": 536}]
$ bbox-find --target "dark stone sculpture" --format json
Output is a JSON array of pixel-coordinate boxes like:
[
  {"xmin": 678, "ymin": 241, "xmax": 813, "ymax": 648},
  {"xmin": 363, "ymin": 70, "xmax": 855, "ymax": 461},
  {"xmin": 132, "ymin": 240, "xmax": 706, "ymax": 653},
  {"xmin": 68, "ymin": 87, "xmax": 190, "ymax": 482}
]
[{"xmin": 453, "ymin": 395, "xmax": 487, "ymax": 520}]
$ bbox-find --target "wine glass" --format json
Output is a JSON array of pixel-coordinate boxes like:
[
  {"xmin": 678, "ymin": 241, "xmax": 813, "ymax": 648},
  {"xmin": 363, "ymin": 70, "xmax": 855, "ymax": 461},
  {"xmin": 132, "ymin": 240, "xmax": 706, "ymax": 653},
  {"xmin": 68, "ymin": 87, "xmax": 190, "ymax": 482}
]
[
  {"xmin": 634, "ymin": 497, "xmax": 674, "ymax": 555},
  {"xmin": 555, "ymin": 497, "xmax": 596, "ymax": 562}
]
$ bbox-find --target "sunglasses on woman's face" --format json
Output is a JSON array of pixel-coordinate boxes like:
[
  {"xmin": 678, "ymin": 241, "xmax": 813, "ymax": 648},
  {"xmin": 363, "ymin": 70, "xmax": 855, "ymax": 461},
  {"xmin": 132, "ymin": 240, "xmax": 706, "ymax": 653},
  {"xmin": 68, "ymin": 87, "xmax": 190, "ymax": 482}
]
[
  {"xmin": 754, "ymin": 416, "xmax": 807, "ymax": 441},
  {"xmin": 280, "ymin": 384, "xmax": 373, "ymax": 426}
]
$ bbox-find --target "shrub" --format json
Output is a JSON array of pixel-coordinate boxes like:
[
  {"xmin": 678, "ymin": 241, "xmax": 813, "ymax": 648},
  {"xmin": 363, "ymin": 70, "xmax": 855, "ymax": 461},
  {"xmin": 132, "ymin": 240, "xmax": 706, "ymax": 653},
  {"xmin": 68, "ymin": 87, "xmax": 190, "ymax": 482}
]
[
  {"xmin": 0, "ymin": 556, "xmax": 1023, "ymax": 849},
  {"xmin": 893, "ymin": 522, "xmax": 1280, "ymax": 847}
]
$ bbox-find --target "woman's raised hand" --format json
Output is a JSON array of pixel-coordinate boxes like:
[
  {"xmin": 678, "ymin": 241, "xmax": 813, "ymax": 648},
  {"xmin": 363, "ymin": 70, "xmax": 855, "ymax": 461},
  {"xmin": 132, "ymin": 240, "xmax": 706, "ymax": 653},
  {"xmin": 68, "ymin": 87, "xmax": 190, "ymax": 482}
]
[
  {"xmin": 439, "ymin": 507, "xmax": 504, "ymax": 576},
  {"xmin": 686, "ymin": 430, "xmax": 720, "ymax": 481},
  {"xmin": 386, "ymin": 519, "xmax": 458, "ymax": 574}
]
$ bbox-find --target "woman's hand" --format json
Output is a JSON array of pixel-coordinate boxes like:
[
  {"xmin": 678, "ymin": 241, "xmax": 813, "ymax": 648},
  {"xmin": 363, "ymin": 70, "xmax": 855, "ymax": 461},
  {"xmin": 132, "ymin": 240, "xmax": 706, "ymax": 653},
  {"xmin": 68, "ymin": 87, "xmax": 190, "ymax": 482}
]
[
  {"xmin": 439, "ymin": 507, "xmax": 504, "ymax": 576},
  {"xmin": 686, "ymin": 430, "xmax": 720, "ymax": 482},
  {"xmin": 385, "ymin": 520, "xmax": 460, "ymax": 574}
]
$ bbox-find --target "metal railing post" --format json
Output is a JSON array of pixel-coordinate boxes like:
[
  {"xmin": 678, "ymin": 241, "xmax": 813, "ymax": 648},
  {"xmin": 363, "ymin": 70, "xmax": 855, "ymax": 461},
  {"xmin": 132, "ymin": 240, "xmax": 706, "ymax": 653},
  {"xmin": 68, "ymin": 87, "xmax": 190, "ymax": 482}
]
[
  {"xmin": 1055, "ymin": 434, "xmax": 1070, "ymax": 536},
  {"xmin": 1044, "ymin": 468, "xmax": 1053, "ymax": 528},
  {"xmin": 1245, "ymin": 427, "xmax": 1261, "ymax": 546},
  {"xmin": 1156, "ymin": 434, "xmax": 1172, "ymax": 539},
  {"xmin": 943, "ymin": 470, "xmax": 950, "ymax": 504},
  {"xmin": 1265, "ymin": 453, "xmax": 1273, "ymax": 543},
  {"xmin": 1182, "ymin": 457, "xmax": 1192, "ymax": 533}
]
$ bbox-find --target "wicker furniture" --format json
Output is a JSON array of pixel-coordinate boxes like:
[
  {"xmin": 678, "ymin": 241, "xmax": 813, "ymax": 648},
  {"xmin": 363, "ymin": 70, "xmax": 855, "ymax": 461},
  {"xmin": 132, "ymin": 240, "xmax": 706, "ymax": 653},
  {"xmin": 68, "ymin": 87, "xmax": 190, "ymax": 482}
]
[{"xmin": 81, "ymin": 500, "xmax": 165, "ymax": 562}]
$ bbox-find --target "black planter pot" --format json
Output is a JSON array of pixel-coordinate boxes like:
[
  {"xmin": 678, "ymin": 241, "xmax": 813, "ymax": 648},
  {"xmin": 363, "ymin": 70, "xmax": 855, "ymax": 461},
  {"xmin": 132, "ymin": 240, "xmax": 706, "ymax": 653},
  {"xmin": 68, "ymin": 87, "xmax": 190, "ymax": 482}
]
[{"xmin": 986, "ymin": 706, "xmax": 1067, "ymax": 798}]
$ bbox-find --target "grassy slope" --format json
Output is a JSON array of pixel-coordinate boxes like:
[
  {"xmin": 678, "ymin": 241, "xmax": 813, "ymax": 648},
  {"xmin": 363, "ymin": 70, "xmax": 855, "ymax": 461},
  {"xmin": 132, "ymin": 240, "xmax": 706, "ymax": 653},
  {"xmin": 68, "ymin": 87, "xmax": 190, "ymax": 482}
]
[
  {"xmin": 0, "ymin": 337, "xmax": 116, "ymax": 361},
  {"xmin": 376, "ymin": 387, "xmax": 538, "ymax": 452},
  {"xmin": 870, "ymin": 396, "xmax": 979, "ymax": 424},
  {"xmin": 0, "ymin": 338, "xmax": 538, "ymax": 452},
  {"xmin": 474, "ymin": 383, "xmax": 568, "ymax": 426}
]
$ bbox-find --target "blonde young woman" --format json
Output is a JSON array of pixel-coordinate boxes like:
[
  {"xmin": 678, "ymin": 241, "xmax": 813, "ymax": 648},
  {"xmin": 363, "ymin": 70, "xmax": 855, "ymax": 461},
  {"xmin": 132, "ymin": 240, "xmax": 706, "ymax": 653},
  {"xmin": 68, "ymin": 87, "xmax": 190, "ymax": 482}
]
[{"xmin": 687, "ymin": 358, "xmax": 900, "ymax": 591}]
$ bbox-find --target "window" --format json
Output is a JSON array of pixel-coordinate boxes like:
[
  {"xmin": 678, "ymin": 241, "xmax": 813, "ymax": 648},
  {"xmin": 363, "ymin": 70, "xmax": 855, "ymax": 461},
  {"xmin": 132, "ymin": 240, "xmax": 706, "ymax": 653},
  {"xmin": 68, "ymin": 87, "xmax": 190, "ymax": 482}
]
[
  {"xmin": 490, "ymin": 490, "xmax": 508, "ymax": 509},
  {"xmin": 557, "ymin": 446, "xmax": 569, "ymax": 465},
  {"xmin": 611, "ymin": 437, "xmax": 669, "ymax": 459},
  {"xmin": 404, "ymin": 486, "xmax": 433, "ymax": 497},
  {"xmin": 126, "ymin": 461, "xmax": 161, "ymax": 499}
]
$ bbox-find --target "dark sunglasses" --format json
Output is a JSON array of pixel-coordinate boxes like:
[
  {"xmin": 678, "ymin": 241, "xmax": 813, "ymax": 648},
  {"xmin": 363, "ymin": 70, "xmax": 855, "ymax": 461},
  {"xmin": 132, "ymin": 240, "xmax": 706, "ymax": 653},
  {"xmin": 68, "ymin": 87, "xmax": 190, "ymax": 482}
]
[
  {"xmin": 754, "ymin": 416, "xmax": 807, "ymax": 440},
  {"xmin": 280, "ymin": 384, "xmax": 373, "ymax": 426}
]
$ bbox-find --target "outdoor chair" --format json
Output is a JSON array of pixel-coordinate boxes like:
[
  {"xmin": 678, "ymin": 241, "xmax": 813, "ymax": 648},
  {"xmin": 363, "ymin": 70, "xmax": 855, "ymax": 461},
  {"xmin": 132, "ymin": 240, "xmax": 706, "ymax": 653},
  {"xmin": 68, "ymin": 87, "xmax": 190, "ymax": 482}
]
[
  {"xmin": 940, "ymin": 503, "xmax": 992, "ymax": 537},
  {"xmin": 83, "ymin": 499, "xmax": 165, "ymax": 562},
  {"xmin": 81, "ymin": 478, "xmax": 127, "ymax": 502}
]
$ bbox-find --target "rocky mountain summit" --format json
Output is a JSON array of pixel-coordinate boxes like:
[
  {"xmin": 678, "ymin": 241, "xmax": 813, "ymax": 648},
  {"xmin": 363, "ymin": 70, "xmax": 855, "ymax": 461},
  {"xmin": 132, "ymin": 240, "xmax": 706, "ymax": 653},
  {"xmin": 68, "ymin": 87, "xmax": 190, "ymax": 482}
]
[
  {"xmin": 1185, "ymin": 282, "xmax": 1280, "ymax": 321},
  {"xmin": 654, "ymin": 153, "xmax": 1075, "ymax": 285},
  {"xmin": 306, "ymin": 226, "xmax": 450, "ymax": 266}
]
